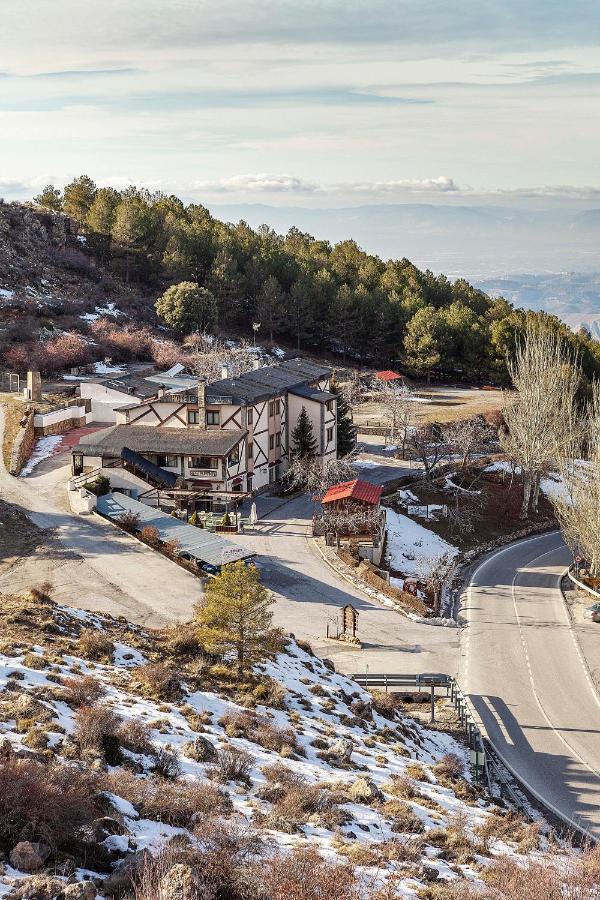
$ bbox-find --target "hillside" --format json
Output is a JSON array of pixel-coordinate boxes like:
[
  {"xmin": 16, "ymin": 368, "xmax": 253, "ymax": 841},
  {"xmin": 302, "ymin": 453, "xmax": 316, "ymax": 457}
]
[
  {"xmin": 3, "ymin": 186, "xmax": 600, "ymax": 385},
  {"xmin": 0, "ymin": 587, "xmax": 597, "ymax": 900}
]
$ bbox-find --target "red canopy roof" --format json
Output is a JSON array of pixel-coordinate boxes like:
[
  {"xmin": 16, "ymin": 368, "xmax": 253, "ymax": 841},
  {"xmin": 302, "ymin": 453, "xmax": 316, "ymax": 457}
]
[
  {"xmin": 374, "ymin": 370, "xmax": 402, "ymax": 382},
  {"xmin": 322, "ymin": 478, "xmax": 383, "ymax": 506}
]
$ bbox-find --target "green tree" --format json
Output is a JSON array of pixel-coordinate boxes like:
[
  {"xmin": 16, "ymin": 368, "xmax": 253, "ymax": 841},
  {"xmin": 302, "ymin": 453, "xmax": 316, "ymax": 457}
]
[
  {"xmin": 291, "ymin": 406, "xmax": 317, "ymax": 459},
  {"xmin": 33, "ymin": 184, "xmax": 63, "ymax": 211},
  {"xmin": 403, "ymin": 306, "xmax": 442, "ymax": 382},
  {"xmin": 331, "ymin": 378, "xmax": 356, "ymax": 457},
  {"xmin": 195, "ymin": 561, "xmax": 277, "ymax": 677},
  {"xmin": 255, "ymin": 275, "xmax": 284, "ymax": 343},
  {"xmin": 155, "ymin": 281, "xmax": 218, "ymax": 335},
  {"xmin": 87, "ymin": 187, "xmax": 120, "ymax": 236},
  {"xmin": 208, "ymin": 248, "xmax": 244, "ymax": 326},
  {"xmin": 62, "ymin": 175, "xmax": 97, "ymax": 221},
  {"xmin": 111, "ymin": 197, "xmax": 152, "ymax": 282}
]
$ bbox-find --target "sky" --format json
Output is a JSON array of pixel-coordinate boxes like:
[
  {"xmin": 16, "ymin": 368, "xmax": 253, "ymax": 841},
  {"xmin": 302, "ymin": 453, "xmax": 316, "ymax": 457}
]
[{"xmin": 0, "ymin": 1, "xmax": 599, "ymax": 209}]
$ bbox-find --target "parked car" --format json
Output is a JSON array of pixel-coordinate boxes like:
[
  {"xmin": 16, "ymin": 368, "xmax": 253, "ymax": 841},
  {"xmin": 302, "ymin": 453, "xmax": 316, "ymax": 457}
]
[{"xmin": 584, "ymin": 602, "xmax": 600, "ymax": 622}]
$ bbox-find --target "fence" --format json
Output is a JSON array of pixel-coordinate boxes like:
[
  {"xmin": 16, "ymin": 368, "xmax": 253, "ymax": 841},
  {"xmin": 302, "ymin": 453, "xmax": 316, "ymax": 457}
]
[
  {"xmin": 568, "ymin": 566, "xmax": 600, "ymax": 600},
  {"xmin": 0, "ymin": 372, "xmax": 21, "ymax": 393},
  {"xmin": 352, "ymin": 671, "xmax": 595, "ymax": 844}
]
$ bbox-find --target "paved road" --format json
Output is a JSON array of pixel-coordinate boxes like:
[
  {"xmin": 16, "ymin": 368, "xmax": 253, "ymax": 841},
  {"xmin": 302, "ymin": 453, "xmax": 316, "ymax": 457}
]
[
  {"xmin": 461, "ymin": 531, "xmax": 600, "ymax": 839},
  {"xmin": 232, "ymin": 494, "xmax": 460, "ymax": 676},
  {"xmin": 0, "ymin": 410, "xmax": 201, "ymax": 626}
]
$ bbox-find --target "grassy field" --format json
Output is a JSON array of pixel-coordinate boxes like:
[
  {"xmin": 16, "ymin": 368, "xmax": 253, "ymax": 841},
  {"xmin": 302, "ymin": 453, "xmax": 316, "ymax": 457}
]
[{"xmin": 353, "ymin": 384, "xmax": 504, "ymax": 429}]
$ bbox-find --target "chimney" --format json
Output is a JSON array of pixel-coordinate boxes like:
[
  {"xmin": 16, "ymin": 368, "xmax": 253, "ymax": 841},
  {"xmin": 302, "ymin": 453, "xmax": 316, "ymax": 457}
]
[
  {"xmin": 197, "ymin": 379, "xmax": 206, "ymax": 427},
  {"xmin": 221, "ymin": 364, "xmax": 229, "ymax": 379},
  {"xmin": 253, "ymin": 359, "xmax": 261, "ymax": 370}
]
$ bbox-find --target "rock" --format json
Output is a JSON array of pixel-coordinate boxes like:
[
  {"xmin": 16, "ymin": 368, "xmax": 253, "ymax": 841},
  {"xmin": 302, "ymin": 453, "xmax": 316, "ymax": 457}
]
[
  {"xmin": 158, "ymin": 865, "xmax": 203, "ymax": 900},
  {"xmin": 87, "ymin": 818, "xmax": 128, "ymax": 843},
  {"xmin": 9, "ymin": 842, "xmax": 51, "ymax": 873},
  {"xmin": 103, "ymin": 851, "xmax": 150, "ymax": 896},
  {"xmin": 182, "ymin": 735, "xmax": 216, "ymax": 763},
  {"xmin": 327, "ymin": 738, "xmax": 353, "ymax": 763},
  {"xmin": 322, "ymin": 658, "xmax": 335, "ymax": 672},
  {"xmin": 350, "ymin": 699, "xmax": 373, "ymax": 720},
  {"xmin": 420, "ymin": 865, "xmax": 439, "ymax": 883},
  {"xmin": 8, "ymin": 875, "xmax": 64, "ymax": 900},
  {"xmin": 347, "ymin": 777, "xmax": 384, "ymax": 804},
  {"xmin": 62, "ymin": 881, "xmax": 97, "ymax": 900}
]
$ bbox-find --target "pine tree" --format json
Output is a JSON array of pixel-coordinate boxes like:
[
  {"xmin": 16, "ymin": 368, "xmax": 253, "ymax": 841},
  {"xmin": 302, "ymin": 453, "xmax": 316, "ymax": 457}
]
[
  {"xmin": 33, "ymin": 184, "xmax": 63, "ymax": 211},
  {"xmin": 62, "ymin": 175, "xmax": 97, "ymax": 221},
  {"xmin": 291, "ymin": 406, "xmax": 317, "ymax": 459},
  {"xmin": 195, "ymin": 562, "xmax": 277, "ymax": 677},
  {"xmin": 331, "ymin": 378, "xmax": 356, "ymax": 457},
  {"xmin": 111, "ymin": 197, "xmax": 151, "ymax": 283},
  {"xmin": 256, "ymin": 275, "xmax": 283, "ymax": 343},
  {"xmin": 155, "ymin": 281, "xmax": 218, "ymax": 335}
]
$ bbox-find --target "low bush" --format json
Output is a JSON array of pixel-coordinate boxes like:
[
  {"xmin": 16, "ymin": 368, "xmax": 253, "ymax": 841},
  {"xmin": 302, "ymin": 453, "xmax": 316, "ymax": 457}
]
[
  {"xmin": 0, "ymin": 758, "xmax": 97, "ymax": 853},
  {"xmin": 140, "ymin": 526, "xmax": 161, "ymax": 546},
  {"xmin": 433, "ymin": 753, "xmax": 465, "ymax": 782},
  {"xmin": 62, "ymin": 674, "xmax": 106, "ymax": 707},
  {"xmin": 136, "ymin": 663, "xmax": 182, "ymax": 701},
  {"xmin": 151, "ymin": 747, "xmax": 181, "ymax": 780},
  {"xmin": 74, "ymin": 704, "xmax": 121, "ymax": 764},
  {"xmin": 117, "ymin": 718, "xmax": 154, "ymax": 755},
  {"xmin": 370, "ymin": 690, "xmax": 400, "ymax": 719},
  {"xmin": 382, "ymin": 800, "xmax": 425, "ymax": 834},
  {"xmin": 258, "ymin": 847, "xmax": 359, "ymax": 900},
  {"xmin": 218, "ymin": 710, "xmax": 297, "ymax": 755},
  {"xmin": 208, "ymin": 747, "xmax": 254, "ymax": 784},
  {"xmin": 118, "ymin": 511, "xmax": 141, "ymax": 533},
  {"xmin": 104, "ymin": 769, "xmax": 232, "ymax": 827},
  {"xmin": 78, "ymin": 629, "xmax": 114, "ymax": 662}
]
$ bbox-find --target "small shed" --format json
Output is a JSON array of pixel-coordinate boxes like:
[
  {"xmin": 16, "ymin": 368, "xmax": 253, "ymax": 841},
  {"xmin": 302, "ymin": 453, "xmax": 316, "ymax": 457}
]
[{"xmin": 322, "ymin": 478, "xmax": 383, "ymax": 510}]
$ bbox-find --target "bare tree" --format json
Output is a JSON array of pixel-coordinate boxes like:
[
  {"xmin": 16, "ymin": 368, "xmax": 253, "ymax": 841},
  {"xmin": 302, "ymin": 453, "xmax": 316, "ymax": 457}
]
[
  {"xmin": 500, "ymin": 322, "xmax": 581, "ymax": 518},
  {"xmin": 552, "ymin": 381, "xmax": 600, "ymax": 575},
  {"xmin": 184, "ymin": 333, "xmax": 257, "ymax": 382},
  {"xmin": 317, "ymin": 504, "xmax": 383, "ymax": 541},
  {"xmin": 442, "ymin": 417, "xmax": 498, "ymax": 472},
  {"xmin": 285, "ymin": 454, "xmax": 357, "ymax": 496},
  {"xmin": 406, "ymin": 423, "xmax": 449, "ymax": 480},
  {"xmin": 377, "ymin": 382, "xmax": 418, "ymax": 452},
  {"xmin": 422, "ymin": 553, "xmax": 457, "ymax": 617}
]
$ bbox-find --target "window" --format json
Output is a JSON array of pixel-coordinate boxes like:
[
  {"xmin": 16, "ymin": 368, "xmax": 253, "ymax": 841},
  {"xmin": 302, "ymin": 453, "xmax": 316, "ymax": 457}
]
[
  {"xmin": 190, "ymin": 456, "xmax": 215, "ymax": 469},
  {"xmin": 275, "ymin": 433, "xmax": 281, "ymax": 447},
  {"xmin": 228, "ymin": 446, "xmax": 240, "ymax": 466},
  {"xmin": 206, "ymin": 410, "xmax": 220, "ymax": 426},
  {"xmin": 275, "ymin": 399, "xmax": 281, "ymax": 415},
  {"xmin": 156, "ymin": 454, "xmax": 179, "ymax": 468},
  {"xmin": 326, "ymin": 426, "xmax": 334, "ymax": 443},
  {"xmin": 248, "ymin": 442, "xmax": 253, "ymax": 460},
  {"xmin": 269, "ymin": 434, "xmax": 275, "ymax": 450},
  {"xmin": 268, "ymin": 400, "xmax": 275, "ymax": 417},
  {"xmin": 326, "ymin": 399, "xmax": 335, "ymax": 414},
  {"xmin": 187, "ymin": 410, "xmax": 199, "ymax": 424},
  {"xmin": 247, "ymin": 474, "xmax": 253, "ymax": 492},
  {"xmin": 247, "ymin": 408, "xmax": 253, "ymax": 426}
]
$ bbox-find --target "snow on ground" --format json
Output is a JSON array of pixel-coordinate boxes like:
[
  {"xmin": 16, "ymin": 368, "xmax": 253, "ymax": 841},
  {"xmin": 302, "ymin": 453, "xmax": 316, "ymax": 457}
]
[
  {"xmin": 385, "ymin": 508, "xmax": 459, "ymax": 577},
  {"xmin": 79, "ymin": 302, "xmax": 123, "ymax": 322},
  {"xmin": 0, "ymin": 599, "xmax": 537, "ymax": 898},
  {"xmin": 18, "ymin": 435, "xmax": 63, "ymax": 476},
  {"xmin": 0, "ymin": 288, "xmax": 15, "ymax": 300},
  {"xmin": 92, "ymin": 361, "xmax": 125, "ymax": 375}
]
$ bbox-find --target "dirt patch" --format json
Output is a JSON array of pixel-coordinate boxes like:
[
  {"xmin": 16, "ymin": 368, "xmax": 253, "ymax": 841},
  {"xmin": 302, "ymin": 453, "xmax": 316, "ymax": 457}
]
[
  {"xmin": 0, "ymin": 498, "xmax": 47, "ymax": 570},
  {"xmin": 354, "ymin": 385, "xmax": 504, "ymax": 429}
]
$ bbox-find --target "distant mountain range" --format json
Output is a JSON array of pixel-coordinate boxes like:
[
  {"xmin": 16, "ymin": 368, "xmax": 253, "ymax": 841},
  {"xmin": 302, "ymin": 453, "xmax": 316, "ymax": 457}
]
[{"xmin": 211, "ymin": 201, "xmax": 600, "ymax": 333}]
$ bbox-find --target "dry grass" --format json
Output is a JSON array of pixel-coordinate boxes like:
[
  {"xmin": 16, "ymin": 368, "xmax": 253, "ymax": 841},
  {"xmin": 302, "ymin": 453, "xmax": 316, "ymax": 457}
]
[
  {"xmin": 78, "ymin": 629, "xmax": 114, "ymax": 662},
  {"xmin": 104, "ymin": 768, "xmax": 232, "ymax": 826}
]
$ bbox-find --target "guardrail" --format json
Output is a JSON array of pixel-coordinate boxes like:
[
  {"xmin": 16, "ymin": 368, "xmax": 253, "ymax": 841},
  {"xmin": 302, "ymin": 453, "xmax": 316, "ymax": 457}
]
[
  {"xmin": 568, "ymin": 566, "xmax": 600, "ymax": 599},
  {"xmin": 353, "ymin": 671, "xmax": 594, "ymax": 843}
]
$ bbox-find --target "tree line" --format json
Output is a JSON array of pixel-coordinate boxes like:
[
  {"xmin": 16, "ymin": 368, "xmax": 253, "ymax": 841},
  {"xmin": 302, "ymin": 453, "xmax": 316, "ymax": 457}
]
[{"xmin": 34, "ymin": 176, "xmax": 600, "ymax": 385}]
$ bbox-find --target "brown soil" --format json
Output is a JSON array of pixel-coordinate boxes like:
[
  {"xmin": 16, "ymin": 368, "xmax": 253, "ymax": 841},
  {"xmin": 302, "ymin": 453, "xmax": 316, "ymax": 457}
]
[
  {"xmin": 0, "ymin": 497, "xmax": 47, "ymax": 570},
  {"xmin": 354, "ymin": 385, "xmax": 504, "ymax": 429}
]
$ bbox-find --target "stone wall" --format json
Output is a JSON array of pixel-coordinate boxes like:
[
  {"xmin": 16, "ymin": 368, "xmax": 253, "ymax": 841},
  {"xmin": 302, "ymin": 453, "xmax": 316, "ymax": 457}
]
[
  {"xmin": 34, "ymin": 404, "xmax": 88, "ymax": 436},
  {"xmin": 9, "ymin": 410, "xmax": 35, "ymax": 475}
]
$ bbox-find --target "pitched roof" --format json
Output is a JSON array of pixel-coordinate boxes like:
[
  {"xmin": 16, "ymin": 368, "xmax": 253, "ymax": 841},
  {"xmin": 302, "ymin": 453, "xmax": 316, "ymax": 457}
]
[
  {"xmin": 288, "ymin": 385, "xmax": 336, "ymax": 404},
  {"xmin": 73, "ymin": 424, "xmax": 245, "ymax": 457},
  {"xmin": 322, "ymin": 479, "xmax": 383, "ymax": 506},
  {"xmin": 206, "ymin": 357, "xmax": 331, "ymax": 405},
  {"xmin": 374, "ymin": 370, "xmax": 403, "ymax": 382}
]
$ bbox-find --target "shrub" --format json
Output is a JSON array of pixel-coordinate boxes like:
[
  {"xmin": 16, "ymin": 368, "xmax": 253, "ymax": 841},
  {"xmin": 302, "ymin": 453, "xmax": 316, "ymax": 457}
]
[
  {"xmin": 371, "ymin": 690, "xmax": 400, "ymax": 719},
  {"xmin": 163, "ymin": 538, "xmax": 181, "ymax": 556},
  {"xmin": 140, "ymin": 526, "xmax": 161, "ymax": 546},
  {"xmin": 382, "ymin": 800, "xmax": 425, "ymax": 834},
  {"xmin": 74, "ymin": 704, "xmax": 121, "ymax": 763},
  {"xmin": 105, "ymin": 769, "xmax": 232, "ymax": 827},
  {"xmin": 433, "ymin": 753, "xmax": 465, "ymax": 782},
  {"xmin": 29, "ymin": 581, "xmax": 53, "ymax": 603},
  {"xmin": 118, "ymin": 511, "xmax": 141, "ymax": 533},
  {"xmin": 219, "ymin": 709, "xmax": 297, "ymax": 754},
  {"xmin": 78, "ymin": 629, "xmax": 114, "ymax": 662},
  {"xmin": 62, "ymin": 674, "xmax": 106, "ymax": 707},
  {"xmin": 208, "ymin": 747, "xmax": 253, "ymax": 784},
  {"xmin": 117, "ymin": 718, "xmax": 153, "ymax": 755},
  {"xmin": 0, "ymin": 758, "xmax": 97, "ymax": 852},
  {"xmin": 258, "ymin": 847, "xmax": 359, "ymax": 900},
  {"xmin": 86, "ymin": 475, "xmax": 111, "ymax": 497},
  {"xmin": 136, "ymin": 663, "xmax": 182, "ymax": 700}
]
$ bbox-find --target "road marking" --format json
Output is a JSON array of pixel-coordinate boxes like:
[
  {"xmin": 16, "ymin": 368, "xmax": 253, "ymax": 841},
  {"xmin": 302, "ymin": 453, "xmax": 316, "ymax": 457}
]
[{"xmin": 465, "ymin": 532, "xmax": 600, "ymax": 840}]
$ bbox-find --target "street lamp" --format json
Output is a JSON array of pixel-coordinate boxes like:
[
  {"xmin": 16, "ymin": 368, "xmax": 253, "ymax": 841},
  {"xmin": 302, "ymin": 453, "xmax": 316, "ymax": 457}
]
[{"xmin": 252, "ymin": 322, "xmax": 261, "ymax": 347}]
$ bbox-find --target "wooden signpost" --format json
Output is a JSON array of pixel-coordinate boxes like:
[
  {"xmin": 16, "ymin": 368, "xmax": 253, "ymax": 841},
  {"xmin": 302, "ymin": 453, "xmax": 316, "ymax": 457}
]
[{"xmin": 342, "ymin": 603, "xmax": 359, "ymax": 638}]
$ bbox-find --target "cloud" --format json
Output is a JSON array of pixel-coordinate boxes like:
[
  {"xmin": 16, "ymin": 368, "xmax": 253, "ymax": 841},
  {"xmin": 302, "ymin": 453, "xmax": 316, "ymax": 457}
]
[{"xmin": 193, "ymin": 173, "xmax": 459, "ymax": 195}]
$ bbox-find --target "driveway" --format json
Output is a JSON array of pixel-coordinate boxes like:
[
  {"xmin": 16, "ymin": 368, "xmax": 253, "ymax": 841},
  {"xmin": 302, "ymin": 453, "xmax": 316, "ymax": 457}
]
[
  {"xmin": 0, "ymin": 409, "xmax": 201, "ymax": 627},
  {"xmin": 233, "ymin": 494, "xmax": 460, "ymax": 676},
  {"xmin": 461, "ymin": 532, "xmax": 600, "ymax": 839}
]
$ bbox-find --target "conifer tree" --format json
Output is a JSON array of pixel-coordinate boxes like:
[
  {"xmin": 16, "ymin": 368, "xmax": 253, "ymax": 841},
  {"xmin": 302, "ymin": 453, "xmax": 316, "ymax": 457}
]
[
  {"xmin": 62, "ymin": 175, "xmax": 97, "ymax": 221},
  {"xmin": 291, "ymin": 406, "xmax": 317, "ymax": 459},
  {"xmin": 331, "ymin": 378, "xmax": 356, "ymax": 457},
  {"xmin": 34, "ymin": 184, "xmax": 63, "ymax": 211},
  {"xmin": 195, "ymin": 562, "xmax": 277, "ymax": 676}
]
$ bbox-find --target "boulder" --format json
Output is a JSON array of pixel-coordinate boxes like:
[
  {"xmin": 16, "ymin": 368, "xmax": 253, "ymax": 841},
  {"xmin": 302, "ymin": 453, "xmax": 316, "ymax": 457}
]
[
  {"xmin": 87, "ymin": 817, "xmax": 128, "ymax": 843},
  {"xmin": 158, "ymin": 864, "xmax": 203, "ymax": 900},
  {"xmin": 327, "ymin": 738, "xmax": 353, "ymax": 764},
  {"xmin": 182, "ymin": 735, "xmax": 216, "ymax": 763},
  {"xmin": 103, "ymin": 851, "xmax": 150, "ymax": 896},
  {"xmin": 322, "ymin": 658, "xmax": 335, "ymax": 673},
  {"xmin": 9, "ymin": 842, "xmax": 51, "ymax": 873},
  {"xmin": 347, "ymin": 777, "xmax": 384, "ymax": 804},
  {"xmin": 8, "ymin": 875, "xmax": 64, "ymax": 900},
  {"xmin": 420, "ymin": 864, "xmax": 439, "ymax": 883},
  {"xmin": 62, "ymin": 882, "xmax": 97, "ymax": 900},
  {"xmin": 350, "ymin": 699, "xmax": 373, "ymax": 720}
]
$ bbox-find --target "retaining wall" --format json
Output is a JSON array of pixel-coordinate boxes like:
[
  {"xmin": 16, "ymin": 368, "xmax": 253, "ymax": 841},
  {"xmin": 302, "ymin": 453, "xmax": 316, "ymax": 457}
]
[
  {"xmin": 9, "ymin": 410, "xmax": 35, "ymax": 475},
  {"xmin": 34, "ymin": 404, "xmax": 89, "ymax": 436}
]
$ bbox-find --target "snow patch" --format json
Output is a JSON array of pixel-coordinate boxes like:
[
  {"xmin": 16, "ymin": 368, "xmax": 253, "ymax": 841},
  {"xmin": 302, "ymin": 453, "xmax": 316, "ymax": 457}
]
[
  {"xmin": 384, "ymin": 508, "xmax": 459, "ymax": 577},
  {"xmin": 19, "ymin": 435, "xmax": 63, "ymax": 476}
]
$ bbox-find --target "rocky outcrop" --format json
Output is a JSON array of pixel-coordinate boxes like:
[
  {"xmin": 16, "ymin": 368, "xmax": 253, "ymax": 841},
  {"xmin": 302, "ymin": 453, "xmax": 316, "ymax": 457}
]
[{"xmin": 9, "ymin": 842, "xmax": 51, "ymax": 873}]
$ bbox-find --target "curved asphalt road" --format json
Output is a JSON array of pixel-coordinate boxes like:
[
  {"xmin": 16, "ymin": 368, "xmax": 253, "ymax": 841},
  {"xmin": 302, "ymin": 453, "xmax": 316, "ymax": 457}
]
[{"xmin": 462, "ymin": 531, "xmax": 600, "ymax": 839}]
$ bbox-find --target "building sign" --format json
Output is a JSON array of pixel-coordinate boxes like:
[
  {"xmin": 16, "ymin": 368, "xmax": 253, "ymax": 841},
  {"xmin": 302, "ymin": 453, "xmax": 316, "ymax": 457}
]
[
  {"xmin": 221, "ymin": 547, "xmax": 243, "ymax": 563},
  {"xmin": 342, "ymin": 603, "xmax": 359, "ymax": 637},
  {"xmin": 190, "ymin": 469, "xmax": 218, "ymax": 478}
]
